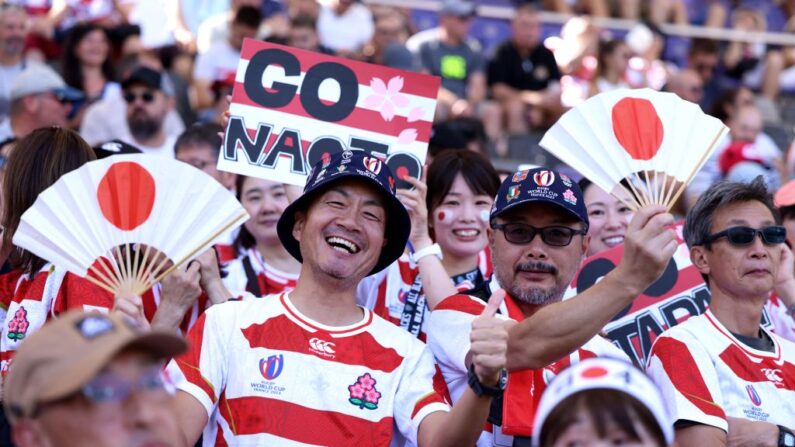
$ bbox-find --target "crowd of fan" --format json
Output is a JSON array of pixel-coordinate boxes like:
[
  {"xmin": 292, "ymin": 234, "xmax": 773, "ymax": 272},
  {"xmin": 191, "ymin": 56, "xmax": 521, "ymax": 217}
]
[{"xmin": 0, "ymin": 1, "xmax": 792, "ymax": 447}]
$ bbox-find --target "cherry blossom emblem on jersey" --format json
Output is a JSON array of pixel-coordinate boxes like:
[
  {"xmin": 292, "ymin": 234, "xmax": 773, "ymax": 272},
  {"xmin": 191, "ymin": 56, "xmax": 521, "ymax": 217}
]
[{"xmin": 348, "ymin": 373, "xmax": 382, "ymax": 410}]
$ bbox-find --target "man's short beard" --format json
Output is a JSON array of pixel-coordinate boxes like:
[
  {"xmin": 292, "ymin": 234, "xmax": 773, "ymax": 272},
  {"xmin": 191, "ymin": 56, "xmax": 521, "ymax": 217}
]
[
  {"xmin": 128, "ymin": 115, "xmax": 161, "ymax": 141},
  {"xmin": 495, "ymin": 260, "xmax": 566, "ymax": 306}
]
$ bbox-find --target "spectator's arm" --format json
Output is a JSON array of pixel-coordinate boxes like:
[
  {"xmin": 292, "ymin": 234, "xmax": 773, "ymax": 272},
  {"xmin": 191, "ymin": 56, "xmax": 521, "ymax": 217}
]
[
  {"xmin": 507, "ymin": 206, "xmax": 677, "ymax": 369},
  {"xmin": 169, "ymin": 0, "xmax": 196, "ymax": 51},
  {"xmin": 466, "ymin": 72, "xmax": 487, "ymax": 105},
  {"xmin": 397, "ymin": 174, "xmax": 458, "ymax": 311},
  {"xmin": 174, "ymin": 391, "xmax": 209, "ymax": 444},
  {"xmin": 676, "ymin": 424, "xmax": 727, "ymax": 447},
  {"xmin": 726, "ymin": 418, "xmax": 785, "ymax": 447}
]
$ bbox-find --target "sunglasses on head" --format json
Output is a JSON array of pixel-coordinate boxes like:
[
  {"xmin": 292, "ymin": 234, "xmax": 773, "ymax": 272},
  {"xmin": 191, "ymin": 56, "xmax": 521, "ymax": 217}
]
[
  {"xmin": 703, "ymin": 226, "xmax": 786, "ymax": 246},
  {"xmin": 491, "ymin": 222, "xmax": 586, "ymax": 246},
  {"xmin": 123, "ymin": 91, "xmax": 155, "ymax": 104}
]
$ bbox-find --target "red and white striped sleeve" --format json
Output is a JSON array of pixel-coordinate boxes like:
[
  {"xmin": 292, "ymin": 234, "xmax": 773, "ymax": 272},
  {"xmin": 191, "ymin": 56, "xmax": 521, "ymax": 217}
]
[
  {"xmin": 394, "ymin": 342, "xmax": 450, "ymax": 444},
  {"xmin": 646, "ymin": 332, "xmax": 728, "ymax": 431},
  {"xmin": 167, "ymin": 304, "xmax": 234, "ymax": 417},
  {"xmin": 427, "ymin": 294, "xmax": 486, "ymax": 403}
]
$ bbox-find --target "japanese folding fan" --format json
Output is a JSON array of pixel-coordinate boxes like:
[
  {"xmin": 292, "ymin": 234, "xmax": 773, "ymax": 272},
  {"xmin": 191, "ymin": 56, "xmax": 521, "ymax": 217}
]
[
  {"xmin": 540, "ymin": 88, "xmax": 729, "ymax": 210},
  {"xmin": 13, "ymin": 155, "xmax": 249, "ymax": 295}
]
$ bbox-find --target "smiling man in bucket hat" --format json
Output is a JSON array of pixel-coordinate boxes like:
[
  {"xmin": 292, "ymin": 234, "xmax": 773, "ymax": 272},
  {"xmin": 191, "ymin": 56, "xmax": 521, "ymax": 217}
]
[
  {"xmin": 4, "ymin": 310, "xmax": 187, "ymax": 447},
  {"xmin": 168, "ymin": 150, "xmax": 508, "ymax": 446}
]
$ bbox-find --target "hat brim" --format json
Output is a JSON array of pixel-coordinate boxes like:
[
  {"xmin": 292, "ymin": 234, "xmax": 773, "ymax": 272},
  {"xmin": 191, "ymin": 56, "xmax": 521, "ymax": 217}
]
[
  {"xmin": 491, "ymin": 196, "xmax": 589, "ymax": 230},
  {"xmin": 277, "ymin": 173, "xmax": 411, "ymax": 276},
  {"xmin": 37, "ymin": 330, "xmax": 187, "ymax": 404},
  {"xmin": 54, "ymin": 86, "xmax": 85, "ymax": 102}
]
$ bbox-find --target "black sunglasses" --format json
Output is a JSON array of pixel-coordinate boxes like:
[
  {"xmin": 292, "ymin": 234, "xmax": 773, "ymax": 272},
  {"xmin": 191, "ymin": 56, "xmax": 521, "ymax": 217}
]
[
  {"xmin": 124, "ymin": 91, "xmax": 155, "ymax": 104},
  {"xmin": 491, "ymin": 222, "xmax": 586, "ymax": 246},
  {"xmin": 703, "ymin": 226, "xmax": 786, "ymax": 246}
]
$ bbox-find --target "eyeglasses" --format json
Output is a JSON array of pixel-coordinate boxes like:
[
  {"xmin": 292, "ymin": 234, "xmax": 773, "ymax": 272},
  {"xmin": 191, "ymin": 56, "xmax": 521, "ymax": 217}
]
[
  {"xmin": 124, "ymin": 91, "xmax": 155, "ymax": 104},
  {"xmin": 703, "ymin": 226, "xmax": 786, "ymax": 246},
  {"xmin": 491, "ymin": 222, "xmax": 586, "ymax": 246},
  {"xmin": 81, "ymin": 365, "xmax": 166, "ymax": 404}
]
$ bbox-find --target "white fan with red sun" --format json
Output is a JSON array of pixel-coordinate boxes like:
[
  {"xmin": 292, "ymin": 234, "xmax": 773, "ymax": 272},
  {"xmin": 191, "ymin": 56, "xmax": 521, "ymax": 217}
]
[
  {"xmin": 540, "ymin": 88, "xmax": 728, "ymax": 210},
  {"xmin": 12, "ymin": 155, "xmax": 249, "ymax": 295}
]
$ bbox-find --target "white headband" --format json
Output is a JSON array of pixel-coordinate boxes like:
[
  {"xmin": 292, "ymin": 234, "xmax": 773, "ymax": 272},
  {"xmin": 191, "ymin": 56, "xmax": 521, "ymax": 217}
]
[{"xmin": 531, "ymin": 357, "xmax": 674, "ymax": 446}]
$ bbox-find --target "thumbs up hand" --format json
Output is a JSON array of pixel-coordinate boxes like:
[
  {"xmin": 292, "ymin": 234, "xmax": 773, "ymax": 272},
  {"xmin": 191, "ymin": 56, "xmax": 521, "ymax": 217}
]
[{"xmin": 469, "ymin": 289, "xmax": 515, "ymax": 386}]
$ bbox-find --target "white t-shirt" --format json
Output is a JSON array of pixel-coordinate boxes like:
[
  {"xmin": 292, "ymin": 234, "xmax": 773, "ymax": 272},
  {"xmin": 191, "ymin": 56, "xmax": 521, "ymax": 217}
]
[
  {"xmin": 130, "ymin": 134, "xmax": 177, "ymax": 158},
  {"xmin": 79, "ymin": 88, "xmax": 185, "ymax": 146},
  {"xmin": 193, "ymin": 40, "xmax": 240, "ymax": 82},
  {"xmin": 646, "ymin": 310, "xmax": 795, "ymax": 431},
  {"xmin": 167, "ymin": 292, "xmax": 450, "ymax": 446},
  {"xmin": 317, "ymin": 2, "xmax": 373, "ymax": 52}
]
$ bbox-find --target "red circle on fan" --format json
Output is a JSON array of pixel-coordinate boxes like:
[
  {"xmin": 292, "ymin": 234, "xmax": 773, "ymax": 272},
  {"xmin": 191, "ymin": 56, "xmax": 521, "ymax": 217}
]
[
  {"xmin": 611, "ymin": 97, "xmax": 664, "ymax": 161},
  {"xmin": 97, "ymin": 162, "xmax": 156, "ymax": 231},
  {"xmin": 580, "ymin": 366, "xmax": 609, "ymax": 379}
]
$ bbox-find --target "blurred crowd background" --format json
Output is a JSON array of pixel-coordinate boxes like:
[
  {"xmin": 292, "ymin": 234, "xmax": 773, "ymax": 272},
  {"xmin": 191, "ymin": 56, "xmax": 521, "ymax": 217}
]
[{"xmin": 0, "ymin": 0, "xmax": 794, "ymax": 212}]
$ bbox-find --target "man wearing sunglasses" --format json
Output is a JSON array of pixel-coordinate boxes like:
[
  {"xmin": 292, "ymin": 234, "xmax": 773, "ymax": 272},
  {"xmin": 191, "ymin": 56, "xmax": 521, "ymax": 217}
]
[
  {"xmin": 120, "ymin": 66, "xmax": 177, "ymax": 158},
  {"xmin": 3, "ymin": 310, "xmax": 187, "ymax": 447},
  {"xmin": 428, "ymin": 167, "xmax": 678, "ymax": 445},
  {"xmin": 647, "ymin": 178, "xmax": 795, "ymax": 447}
]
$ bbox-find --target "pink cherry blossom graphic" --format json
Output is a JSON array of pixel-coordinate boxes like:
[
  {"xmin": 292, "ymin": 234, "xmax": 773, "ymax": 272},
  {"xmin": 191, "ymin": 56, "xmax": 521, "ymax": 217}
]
[
  {"xmin": 7, "ymin": 307, "xmax": 29, "ymax": 341},
  {"xmin": 407, "ymin": 107, "xmax": 425, "ymax": 123},
  {"xmin": 363, "ymin": 76, "xmax": 409, "ymax": 122},
  {"xmin": 348, "ymin": 372, "xmax": 381, "ymax": 410},
  {"xmin": 348, "ymin": 383, "xmax": 366, "ymax": 399},
  {"xmin": 397, "ymin": 128, "xmax": 418, "ymax": 145}
]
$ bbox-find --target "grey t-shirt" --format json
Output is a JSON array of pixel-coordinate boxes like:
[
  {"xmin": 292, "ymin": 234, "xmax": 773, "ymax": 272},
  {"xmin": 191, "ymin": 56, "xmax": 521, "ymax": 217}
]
[{"xmin": 408, "ymin": 28, "xmax": 484, "ymax": 99}]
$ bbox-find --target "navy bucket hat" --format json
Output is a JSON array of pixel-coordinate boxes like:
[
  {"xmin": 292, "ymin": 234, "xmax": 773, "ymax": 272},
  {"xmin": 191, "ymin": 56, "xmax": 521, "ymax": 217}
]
[{"xmin": 277, "ymin": 150, "xmax": 411, "ymax": 275}]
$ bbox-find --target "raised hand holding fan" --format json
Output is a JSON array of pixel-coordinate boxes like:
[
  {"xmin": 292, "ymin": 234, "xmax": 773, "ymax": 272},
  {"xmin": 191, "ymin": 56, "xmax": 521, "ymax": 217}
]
[
  {"xmin": 540, "ymin": 88, "xmax": 729, "ymax": 210},
  {"xmin": 13, "ymin": 155, "xmax": 249, "ymax": 296}
]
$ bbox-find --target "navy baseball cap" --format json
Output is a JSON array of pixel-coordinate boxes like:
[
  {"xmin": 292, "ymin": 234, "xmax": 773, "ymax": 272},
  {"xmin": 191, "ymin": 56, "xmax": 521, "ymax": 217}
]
[
  {"xmin": 491, "ymin": 167, "xmax": 589, "ymax": 230},
  {"xmin": 277, "ymin": 150, "xmax": 411, "ymax": 275}
]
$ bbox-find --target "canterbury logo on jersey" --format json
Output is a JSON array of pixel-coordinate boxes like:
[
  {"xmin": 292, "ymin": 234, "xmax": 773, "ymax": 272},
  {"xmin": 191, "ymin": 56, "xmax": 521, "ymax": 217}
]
[
  {"xmin": 761, "ymin": 368, "xmax": 783, "ymax": 385},
  {"xmin": 309, "ymin": 337, "xmax": 336, "ymax": 356}
]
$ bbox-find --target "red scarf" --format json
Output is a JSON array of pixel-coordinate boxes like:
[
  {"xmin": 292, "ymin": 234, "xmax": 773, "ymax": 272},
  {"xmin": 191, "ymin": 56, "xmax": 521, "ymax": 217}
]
[{"xmin": 500, "ymin": 294, "xmax": 545, "ymax": 437}]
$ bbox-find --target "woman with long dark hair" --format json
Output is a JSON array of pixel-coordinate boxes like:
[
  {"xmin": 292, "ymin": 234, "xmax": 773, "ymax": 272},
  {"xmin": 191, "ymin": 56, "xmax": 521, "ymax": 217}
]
[{"xmin": 61, "ymin": 24, "xmax": 117, "ymax": 126}]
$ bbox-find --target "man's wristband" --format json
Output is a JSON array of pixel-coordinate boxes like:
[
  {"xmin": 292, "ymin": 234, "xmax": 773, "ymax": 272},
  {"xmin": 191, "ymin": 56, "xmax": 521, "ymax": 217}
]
[
  {"xmin": 411, "ymin": 243, "xmax": 443, "ymax": 263},
  {"xmin": 467, "ymin": 363, "xmax": 506, "ymax": 398},
  {"xmin": 779, "ymin": 425, "xmax": 795, "ymax": 447}
]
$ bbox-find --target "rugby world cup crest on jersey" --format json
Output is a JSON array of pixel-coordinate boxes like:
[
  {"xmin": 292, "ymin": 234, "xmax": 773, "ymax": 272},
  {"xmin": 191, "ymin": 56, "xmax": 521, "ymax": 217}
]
[
  {"xmin": 260, "ymin": 354, "xmax": 285, "ymax": 381},
  {"xmin": 745, "ymin": 384, "xmax": 762, "ymax": 406},
  {"xmin": 533, "ymin": 170, "xmax": 555, "ymax": 187},
  {"xmin": 363, "ymin": 156, "xmax": 383, "ymax": 175}
]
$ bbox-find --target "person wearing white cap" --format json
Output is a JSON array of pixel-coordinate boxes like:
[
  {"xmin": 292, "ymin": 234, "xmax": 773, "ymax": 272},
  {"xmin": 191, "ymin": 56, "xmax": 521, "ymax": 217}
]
[
  {"xmin": 0, "ymin": 63, "xmax": 82, "ymax": 141},
  {"xmin": 532, "ymin": 358, "xmax": 673, "ymax": 447}
]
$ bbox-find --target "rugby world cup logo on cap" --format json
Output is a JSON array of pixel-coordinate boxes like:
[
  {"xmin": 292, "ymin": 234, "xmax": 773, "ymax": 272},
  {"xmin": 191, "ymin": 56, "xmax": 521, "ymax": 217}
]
[
  {"xmin": 363, "ymin": 156, "xmax": 382, "ymax": 175},
  {"xmin": 746, "ymin": 384, "xmax": 762, "ymax": 406},
  {"xmin": 260, "ymin": 354, "xmax": 285, "ymax": 381},
  {"xmin": 533, "ymin": 170, "xmax": 555, "ymax": 187}
]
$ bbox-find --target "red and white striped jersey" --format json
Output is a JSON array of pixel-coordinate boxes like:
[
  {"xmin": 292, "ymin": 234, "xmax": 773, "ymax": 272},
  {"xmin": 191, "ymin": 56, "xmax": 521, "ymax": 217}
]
[
  {"xmin": 140, "ymin": 284, "xmax": 210, "ymax": 335},
  {"xmin": 167, "ymin": 292, "xmax": 450, "ymax": 446},
  {"xmin": 222, "ymin": 248, "xmax": 299, "ymax": 297},
  {"xmin": 0, "ymin": 266, "xmax": 113, "ymax": 376},
  {"xmin": 356, "ymin": 249, "xmax": 492, "ymax": 340},
  {"xmin": 427, "ymin": 293, "xmax": 628, "ymax": 446},
  {"xmin": 646, "ymin": 310, "xmax": 795, "ymax": 431},
  {"xmin": 766, "ymin": 295, "xmax": 795, "ymax": 343}
]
